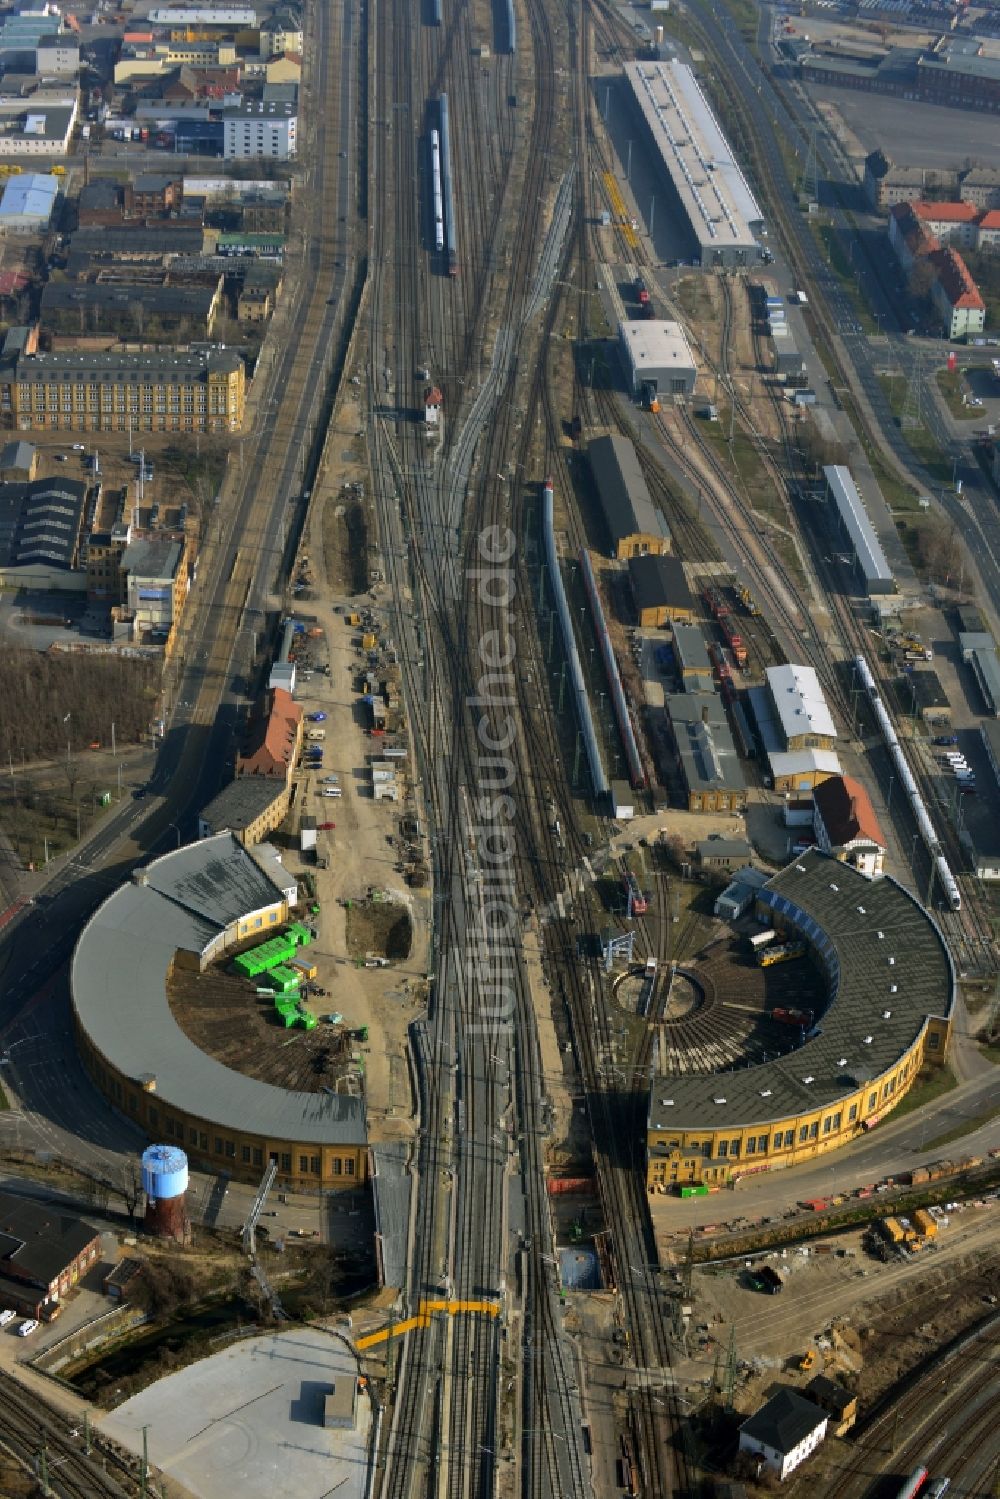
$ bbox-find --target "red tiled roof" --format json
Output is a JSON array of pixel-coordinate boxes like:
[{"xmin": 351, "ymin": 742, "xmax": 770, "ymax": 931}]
[
  {"xmin": 813, "ymin": 775, "xmax": 885, "ymax": 850},
  {"xmin": 979, "ymin": 210, "xmax": 1000, "ymax": 230},
  {"xmin": 911, "ymin": 200, "xmax": 978, "ymax": 223},
  {"xmin": 237, "ymin": 687, "xmax": 301, "ymax": 778},
  {"xmin": 930, "ymin": 246, "xmax": 985, "ymax": 311}
]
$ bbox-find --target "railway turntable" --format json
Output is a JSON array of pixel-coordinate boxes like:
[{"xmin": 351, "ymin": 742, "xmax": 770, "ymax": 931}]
[{"xmin": 645, "ymin": 848, "xmax": 953, "ymax": 1191}]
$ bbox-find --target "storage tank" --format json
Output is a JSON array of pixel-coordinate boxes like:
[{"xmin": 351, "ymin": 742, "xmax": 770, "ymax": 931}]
[{"xmin": 141, "ymin": 1144, "xmax": 190, "ymax": 1242}]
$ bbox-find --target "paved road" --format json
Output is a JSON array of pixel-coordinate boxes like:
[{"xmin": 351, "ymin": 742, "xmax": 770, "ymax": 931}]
[
  {"xmin": 0, "ymin": 0, "xmax": 360, "ymax": 1191},
  {"xmin": 693, "ymin": 0, "xmax": 1000, "ymax": 633}
]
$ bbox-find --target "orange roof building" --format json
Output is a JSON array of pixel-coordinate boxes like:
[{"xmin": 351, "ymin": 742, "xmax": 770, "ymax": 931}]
[
  {"xmin": 813, "ymin": 775, "xmax": 886, "ymax": 878},
  {"xmin": 236, "ymin": 687, "xmax": 302, "ymax": 781}
]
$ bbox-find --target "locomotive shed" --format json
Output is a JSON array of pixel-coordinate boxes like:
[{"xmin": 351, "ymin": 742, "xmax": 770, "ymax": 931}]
[
  {"xmin": 71, "ymin": 834, "xmax": 368, "ymax": 1193},
  {"xmin": 646, "ymin": 849, "xmax": 954, "ymax": 1191}
]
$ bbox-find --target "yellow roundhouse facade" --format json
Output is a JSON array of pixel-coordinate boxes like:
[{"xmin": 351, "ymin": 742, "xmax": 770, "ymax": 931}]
[
  {"xmin": 647, "ymin": 1017, "xmax": 948, "ymax": 1191},
  {"xmin": 646, "ymin": 850, "xmax": 954, "ymax": 1191}
]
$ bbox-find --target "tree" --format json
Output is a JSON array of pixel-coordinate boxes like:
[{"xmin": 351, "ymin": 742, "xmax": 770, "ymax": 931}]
[
  {"xmin": 119, "ymin": 1157, "xmax": 142, "ymax": 1224},
  {"xmin": 908, "ymin": 259, "xmax": 938, "ymax": 302}
]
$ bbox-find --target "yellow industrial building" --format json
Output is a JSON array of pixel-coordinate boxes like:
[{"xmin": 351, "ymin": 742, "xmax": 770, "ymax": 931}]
[
  {"xmin": 72, "ymin": 835, "xmax": 368, "ymax": 1192},
  {"xmin": 1, "ymin": 348, "xmax": 245, "ymax": 434},
  {"xmin": 647, "ymin": 850, "xmax": 953, "ymax": 1190}
]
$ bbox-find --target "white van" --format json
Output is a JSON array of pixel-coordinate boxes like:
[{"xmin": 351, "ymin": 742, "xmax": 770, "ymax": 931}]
[
  {"xmin": 321, "ymin": 787, "xmax": 342, "ymax": 798},
  {"xmin": 0, "ymin": 1309, "xmax": 16, "ymax": 1327},
  {"xmin": 307, "ymin": 729, "xmax": 326, "ymax": 742},
  {"xmin": 17, "ymin": 1319, "xmax": 39, "ymax": 1337}
]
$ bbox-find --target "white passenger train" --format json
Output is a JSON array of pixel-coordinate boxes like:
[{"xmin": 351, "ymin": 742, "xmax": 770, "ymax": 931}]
[
  {"xmin": 430, "ymin": 128, "xmax": 444, "ymax": 252},
  {"xmin": 853, "ymin": 654, "xmax": 961, "ymax": 911}
]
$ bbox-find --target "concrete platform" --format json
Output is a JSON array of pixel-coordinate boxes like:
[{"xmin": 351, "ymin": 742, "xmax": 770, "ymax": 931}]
[{"xmin": 101, "ymin": 1328, "xmax": 371, "ymax": 1499}]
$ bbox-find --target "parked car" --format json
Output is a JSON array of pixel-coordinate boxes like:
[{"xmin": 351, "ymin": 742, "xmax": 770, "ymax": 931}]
[
  {"xmin": 0, "ymin": 1309, "xmax": 16, "ymax": 1327},
  {"xmin": 308, "ymin": 712, "xmax": 327, "ymax": 722},
  {"xmin": 318, "ymin": 821, "xmax": 336, "ymax": 830},
  {"xmin": 321, "ymin": 788, "xmax": 342, "ymax": 798},
  {"xmin": 934, "ymin": 734, "xmax": 958, "ymax": 746},
  {"xmin": 71, "ymin": 442, "xmax": 86, "ymax": 452},
  {"xmin": 17, "ymin": 1319, "xmax": 39, "ymax": 1337}
]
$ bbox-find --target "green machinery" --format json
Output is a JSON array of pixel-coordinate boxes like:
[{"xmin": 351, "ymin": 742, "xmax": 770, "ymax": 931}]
[{"xmin": 232, "ymin": 922, "xmax": 312, "ymax": 979}]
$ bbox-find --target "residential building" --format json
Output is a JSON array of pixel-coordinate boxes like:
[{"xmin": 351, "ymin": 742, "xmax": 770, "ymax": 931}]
[
  {"xmin": 930, "ymin": 246, "xmax": 986, "ymax": 341},
  {"xmin": 765, "ymin": 664, "xmax": 837, "ymax": 751},
  {"xmin": 223, "ymin": 98, "xmax": 297, "ymax": 159},
  {"xmin": 587, "ymin": 434, "xmax": 671, "ymax": 559},
  {"xmin": 960, "ymin": 167, "xmax": 1000, "ymax": 211},
  {"xmin": 628, "ymin": 553, "xmax": 694, "ymax": 625},
  {"xmin": 908, "ymin": 199, "xmax": 979, "ymax": 249},
  {"xmin": 236, "ymin": 686, "xmax": 303, "ymax": 783},
  {"xmin": 813, "ymin": 774, "xmax": 886, "ymax": 877},
  {"xmin": 260, "ymin": 10, "xmax": 303, "ymax": 55},
  {"xmin": 0, "ymin": 347, "xmax": 245, "ymax": 434},
  {"xmin": 888, "ymin": 202, "xmax": 940, "ymax": 272},
  {"xmin": 863, "ymin": 150, "xmax": 954, "ymax": 211},
  {"xmin": 738, "ymin": 1391, "xmax": 828, "ymax": 1481},
  {"xmin": 0, "ymin": 1192, "xmax": 101, "ymax": 1319},
  {"xmin": 198, "ymin": 777, "xmax": 292, "ymax": 846},
  {"xmin": 128, "ymin": 174, "xmax": 183, "ymax": 217},
  {"xmin": 0, "ymin": 170, "xmax": 58, "ymax": 234}
]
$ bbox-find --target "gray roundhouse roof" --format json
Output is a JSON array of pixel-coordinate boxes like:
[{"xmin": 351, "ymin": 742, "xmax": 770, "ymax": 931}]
[
  {"xmin": 649, "ymin": 849, "xmax": 953, "ymax": 1133},
  {"xmin": 71, "ymin": 835, "xmax": 367, "ymax": 1147}
]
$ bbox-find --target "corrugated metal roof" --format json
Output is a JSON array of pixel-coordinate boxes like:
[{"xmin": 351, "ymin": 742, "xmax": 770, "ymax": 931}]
[
  {"xmin": 649, "ymin": 849, "xmax": 953, "ymax": 1130},
  {"xmin": 71, "ymin": 835, "xmax": 368, "ymax": 1146},
  {"xmin": 0, "ymin": 172, "xmax": 58, "ymax": 221},
  {"xmin": 624, "ymin": 60, "xmax": 762, "ymax": 251},
  {"xmin": 766, "ymin": 663, "xmax": 837, "ymax": 744},
  {"xmin": 823, "ymin": 466, "xmax": 893, "ymax": 593}
]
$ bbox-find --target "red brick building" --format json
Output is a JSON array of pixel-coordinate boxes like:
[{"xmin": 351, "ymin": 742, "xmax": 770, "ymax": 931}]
[{"xmin": 0, "ymin": 1193, "xmax": 102, "ymax": 1318}]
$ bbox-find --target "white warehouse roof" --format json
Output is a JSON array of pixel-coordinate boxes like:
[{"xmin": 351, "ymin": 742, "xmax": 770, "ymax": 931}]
[
  {"xmin": 620, "ymin": 319, "xmax": 694, "ymax": 366},
  {"xmin": 624, "ymin": 60, "xmax": 763, "ymax": 255},
  {"xmin": 766, "ymin": 663, "xmax": 837, "ymax": 744},
  {"xmin": 0, "ymin": 172, "xmax": 58, "ymax": 223},
  {"xmin": 823, "ymin": 465, "xmax": 894, "ymax": 595}
]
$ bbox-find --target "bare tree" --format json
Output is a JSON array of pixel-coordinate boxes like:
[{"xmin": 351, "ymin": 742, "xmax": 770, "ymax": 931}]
[{"xmin": 119, "ymin": 1157, "xmax": 143, "ymax": 1224}]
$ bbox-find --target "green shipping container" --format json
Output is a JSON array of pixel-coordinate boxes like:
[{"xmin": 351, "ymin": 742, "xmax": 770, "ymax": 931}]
[{"xmin": 680, "ymin": 1184, "xmax": 709, "ymax": 1199}]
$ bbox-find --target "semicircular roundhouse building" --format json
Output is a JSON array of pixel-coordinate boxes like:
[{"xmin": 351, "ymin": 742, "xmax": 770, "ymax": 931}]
[
  {"xmin": 72, "ymin": 834, "xmax": 367, "ymax": 1192},
  {"xmin": 647, "ymin": 848, "xmax": 953, "ymax": 1191}
]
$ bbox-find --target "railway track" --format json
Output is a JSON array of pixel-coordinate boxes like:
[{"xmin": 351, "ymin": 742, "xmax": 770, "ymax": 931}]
[
  {"xmin": 366, "ymin": 0, "xmax": 597, "ymax": 1490},
  {"xmin": 820, "ymin": 1316, "xmax": 1000, "ymax": 1499},
  {"xmin": 0, "ymin": 1372, "xmax": 137, "ymax": 1499}
]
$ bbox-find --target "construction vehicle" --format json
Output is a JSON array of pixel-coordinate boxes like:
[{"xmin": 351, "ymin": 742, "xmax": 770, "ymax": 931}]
[{"xmin": 799, "ymin": 1349, "xmax": 818, "ymax": 1372}]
